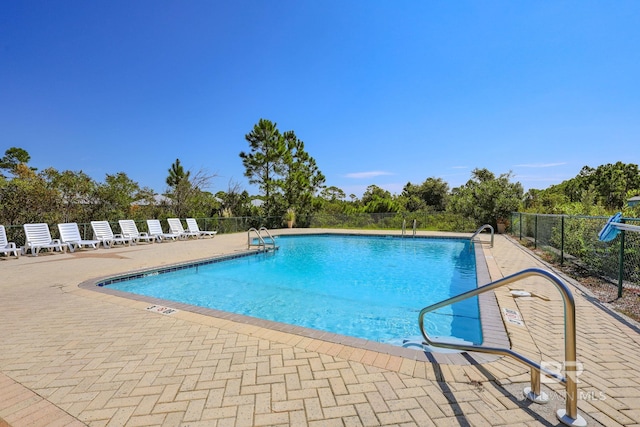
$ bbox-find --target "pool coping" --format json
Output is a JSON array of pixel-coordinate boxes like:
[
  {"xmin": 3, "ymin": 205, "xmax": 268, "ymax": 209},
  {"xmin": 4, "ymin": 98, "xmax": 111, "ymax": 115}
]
[{"xmin": 79, "ymin": 233, "xmax": 510, "ymax": 366}]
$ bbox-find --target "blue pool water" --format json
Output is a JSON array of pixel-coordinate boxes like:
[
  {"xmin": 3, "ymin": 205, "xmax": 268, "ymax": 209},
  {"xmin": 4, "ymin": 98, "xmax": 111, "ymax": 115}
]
[{"xmin": 107, "ymin": 234, "xmax": 481, "ymax": 346}]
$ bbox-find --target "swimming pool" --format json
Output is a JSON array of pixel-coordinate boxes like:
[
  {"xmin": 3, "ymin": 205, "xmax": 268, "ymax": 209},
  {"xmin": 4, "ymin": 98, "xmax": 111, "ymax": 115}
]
[{"xmin": 103, "ymin": 234, "xmax": 482, "ymax": 347}]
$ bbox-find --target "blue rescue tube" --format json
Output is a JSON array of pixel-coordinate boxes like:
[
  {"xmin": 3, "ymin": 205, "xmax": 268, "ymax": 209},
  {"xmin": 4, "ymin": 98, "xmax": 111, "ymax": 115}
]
[{"xmin": 598, "ymin": 212, "xmax": 622, "ymax": 242}]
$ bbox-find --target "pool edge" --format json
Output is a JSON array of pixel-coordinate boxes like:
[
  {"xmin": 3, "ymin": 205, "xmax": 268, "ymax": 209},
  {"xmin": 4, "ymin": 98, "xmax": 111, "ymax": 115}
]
[{"xmin": 78, "ymin": 234, "xmax": 510, "ymax": 367}]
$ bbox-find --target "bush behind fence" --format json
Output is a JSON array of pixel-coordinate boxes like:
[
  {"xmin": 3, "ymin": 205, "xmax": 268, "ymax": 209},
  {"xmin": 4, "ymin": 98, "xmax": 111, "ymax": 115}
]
[
  {"xmin": 2, "ymin": 212, "xmax": 475, "ymax": 247},
  {"xmin": 508, "ymin": 212, "xmax": 640, "ymax": 292},
  {"xmin": 6, "ymin": 211, "xmax": 637, "ymax": 295}
]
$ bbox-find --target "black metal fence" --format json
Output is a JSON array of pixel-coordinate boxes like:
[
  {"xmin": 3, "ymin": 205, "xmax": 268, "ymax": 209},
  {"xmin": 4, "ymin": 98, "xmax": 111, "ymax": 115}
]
[
  {"xmin": 1, "ymin": 212, "xmax": 474, "ymax": 249},
  {"xmin": 8, "ymin": 212, "xmax": 637, "ymax": 297},
  {"xmin": 2, "ymin": 218, "xmax": 256, "ymax": 247},
  {"xmin": 508, "ymin": 212, "xmax": 640, "ymax": 296}
]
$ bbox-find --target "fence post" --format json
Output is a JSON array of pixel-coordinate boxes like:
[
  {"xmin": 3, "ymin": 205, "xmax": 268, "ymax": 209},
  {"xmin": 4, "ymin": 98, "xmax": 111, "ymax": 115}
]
[
  {"xmin": 618, "ymin": 224, "xmax": 626, "ymax": 298},
  {"xmin": 560, "ymin": 215, "xmax": 565, "ymax": 266},
  {"xmin": 534, "ymin": 215, "xmax": 538, "ymax": 249},
  {"xmin": 519, "ymin": 213, "xmax": 523, "ymax": 240}
]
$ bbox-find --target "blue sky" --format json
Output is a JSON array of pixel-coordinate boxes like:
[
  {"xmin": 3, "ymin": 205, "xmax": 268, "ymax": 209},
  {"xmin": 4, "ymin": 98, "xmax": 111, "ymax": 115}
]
[{"xmin": 2, "ymin": 1, "xmax": 639, "ymax": 198}]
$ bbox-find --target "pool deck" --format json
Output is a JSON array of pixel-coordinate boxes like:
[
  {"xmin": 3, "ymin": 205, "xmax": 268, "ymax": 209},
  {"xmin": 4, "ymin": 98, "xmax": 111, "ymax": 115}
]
[{"xmin": 1, "ymin": 229, "xmax": 639, "ymax": 426}]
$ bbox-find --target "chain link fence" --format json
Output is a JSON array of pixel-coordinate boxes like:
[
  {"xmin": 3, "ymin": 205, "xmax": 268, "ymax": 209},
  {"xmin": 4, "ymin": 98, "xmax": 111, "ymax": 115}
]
[
  {"xmin": 308, "ymin": 212, "xmax": 476, "ymax": 231},
  {"xmin": 1, "ymin": 212, "xmax": 475, "ymax": 252},
  {"xmin": 2, "ymin": 218, "xmax": 261, "ymax": 247},
  {"xmin": 12, "ymin": 211, "xmax": 638, "ymax": 297},
  {"xmin": 508, "ymin": 212, "xmax": 640, "ymax": 295}
]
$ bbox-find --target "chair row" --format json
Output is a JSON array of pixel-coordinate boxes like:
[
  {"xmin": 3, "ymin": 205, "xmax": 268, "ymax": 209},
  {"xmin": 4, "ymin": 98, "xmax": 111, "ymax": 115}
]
[{"xmin": 0, "ymin": 218, "xmax": 217, "ymax": 257}]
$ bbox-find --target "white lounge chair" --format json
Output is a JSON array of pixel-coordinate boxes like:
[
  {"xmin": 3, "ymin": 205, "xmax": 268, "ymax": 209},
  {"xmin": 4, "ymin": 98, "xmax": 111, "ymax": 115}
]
[
  {"xmin": 167, "ymin": 218, "xmax": 199, "ymax": 239},
  {"xmin": 90, "ymin": 221, "xmax": 132, "ymax": 248},
  {"xmin": 118, "ymin": 220, "xmax": 156, "ymax": 244},
  {"xmin": 58, "ymin": 222, "xmax": 99, "ymax": 252},
  {"xmin": 0, "ymin": 225, "xmax": 20, "ymax": 258},
  {"xmin": 23, "ymin": 223, "xmax": 67, "ymax": 256},
  {"xmin": 146, "ymin": 219, "xmax": 177, "ymax": 242},
  {"xmin": 186, "ymin": 218, "xmax": 217, "ymax": 238}
]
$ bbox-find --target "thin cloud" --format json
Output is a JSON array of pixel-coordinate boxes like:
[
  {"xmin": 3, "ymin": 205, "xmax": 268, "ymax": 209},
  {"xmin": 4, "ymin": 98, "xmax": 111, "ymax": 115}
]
[
  {"xmin": 515, "ymin": 173, "xmax": 571, "ymax": 182},
  {"xmin": 516, "ymin": 175, "xmax": 565, "ymax": 181},
  {"xmin": 514, "ymin": 162, "xmax": 567, "ymax": 168},
  {"xmin": 345, "ymin": 171, "xmax": 394, "ymax": 179}
]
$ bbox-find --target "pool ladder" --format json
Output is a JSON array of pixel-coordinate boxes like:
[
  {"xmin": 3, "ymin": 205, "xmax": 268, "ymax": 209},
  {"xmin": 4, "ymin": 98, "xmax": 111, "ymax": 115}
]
[
  {"xmin": 402, "ymin": 219, "xmax": 417, "ymax": 237},
  {"xmin": 418, "ymin": 267, "xmax": 586, "ymax": 426},
  {"xmin": 470, "ymin": 223, "xmax": 494, "ymax": 247},
  {"xmin": 247, "ymin": 227, "xmax": 277, "ymax": 251}
]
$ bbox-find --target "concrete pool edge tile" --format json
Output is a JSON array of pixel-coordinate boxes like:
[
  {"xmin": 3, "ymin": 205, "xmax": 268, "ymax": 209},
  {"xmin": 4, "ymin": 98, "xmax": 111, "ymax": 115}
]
[{"xmin": 76, "ymin": 232, "xmax": 511, "ymax": 372}]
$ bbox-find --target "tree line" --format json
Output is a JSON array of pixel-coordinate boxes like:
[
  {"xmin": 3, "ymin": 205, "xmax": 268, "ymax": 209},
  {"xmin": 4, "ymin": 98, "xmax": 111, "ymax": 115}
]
[
  {"xmin": 523, "ymin": 162, "xmax": 640, "ymax": 217},
  {"xmin": 0, "ymin": 147, "xmax": 229, "ymax": 227},
  {"xmin": 2, "ymin": 120, "xmax": 639, "ymax": 231}
]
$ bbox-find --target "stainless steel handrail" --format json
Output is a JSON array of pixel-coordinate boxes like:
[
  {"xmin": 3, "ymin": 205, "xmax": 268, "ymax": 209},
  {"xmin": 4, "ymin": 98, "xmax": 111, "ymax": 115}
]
[
  {"xmin": 247, "ymin": 227, "xmax": 264, "ymax": 248},
  {"xmin": 470, "ymin": 224, "xmax": 494, "ymax": 247},
  {"xmin": 612, "ymin": 222, "xmax": 640, "ymax": 232},
  {"xmin": 418, "ymin": 267, "xmax": 586, "ymax": 426},
  {"xmin": 402, "ymin": 219, "xmax": 416, "ymax": 237},
  {"xmin": 258, "ymin": 226, "xmax": 276, "ymax": 247},
  {"xmin": 247, "ymin": 227, "xmax": 276, "ymax": 250}
]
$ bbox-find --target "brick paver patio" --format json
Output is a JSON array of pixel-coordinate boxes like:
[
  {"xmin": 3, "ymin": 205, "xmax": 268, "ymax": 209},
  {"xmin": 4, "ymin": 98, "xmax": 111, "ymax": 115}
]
[{"xmin": 1, "ymin": 229, "xmax": 639, "ymax": 426}]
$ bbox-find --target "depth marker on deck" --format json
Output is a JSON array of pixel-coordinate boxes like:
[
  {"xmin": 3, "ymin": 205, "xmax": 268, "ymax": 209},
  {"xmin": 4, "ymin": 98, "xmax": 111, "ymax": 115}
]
[
  {"xmin": 146, "ymin": 305, "xmax": 178, "ymax": 315},
  {"xmin": 502, "ymin": 307, "xmax": 524, "ymax": 326}
]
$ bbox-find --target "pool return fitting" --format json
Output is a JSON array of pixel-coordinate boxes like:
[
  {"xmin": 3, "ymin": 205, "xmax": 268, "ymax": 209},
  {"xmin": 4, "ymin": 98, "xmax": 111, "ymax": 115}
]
[{"xmin": 418, "ymin": 267, "xmax": 587, "ymax": 427}]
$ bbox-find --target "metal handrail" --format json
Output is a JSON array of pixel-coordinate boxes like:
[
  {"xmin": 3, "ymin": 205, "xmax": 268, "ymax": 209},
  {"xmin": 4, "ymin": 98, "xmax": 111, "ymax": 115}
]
[
  {"xmin": 470, "ymin": 224, "xmax": 494, "ymax": 247},
  {"xmin": 612, "ymin": 222, "xmax": 640, "ymax": 232},
  {"xmin": 247, "ymin": 227, "xmax": 276, "ymax": 250},
  {"xmin": 418, "ymin": 267, "xmax": 586, "ymax": 427},
  {"xmin": 402, "ymin": 219, "xmax": 417, "ymax": 238},
  {"xmin": 247, "ymin": 227, "xmax": 263, "ymax": 248},
  {"xmin": 258, "ymin": 226, "xmax": 276, "ymax": 247}
]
